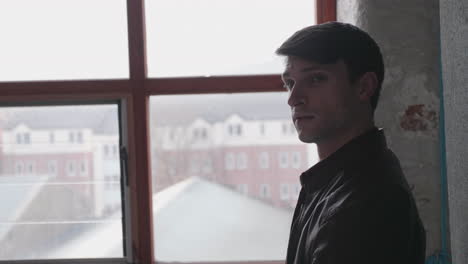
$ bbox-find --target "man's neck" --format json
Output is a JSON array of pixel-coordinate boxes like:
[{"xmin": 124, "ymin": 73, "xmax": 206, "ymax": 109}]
[{"xmin": 317, "ymin": 123, "xmax": 375, "ymax": 161}]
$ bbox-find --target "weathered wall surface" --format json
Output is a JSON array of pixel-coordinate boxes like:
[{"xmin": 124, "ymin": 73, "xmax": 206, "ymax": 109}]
[
  {"xmin": 440, "ymin": 0, "xmax": 468, "ymax": 263},
  {"xmin": 337, "ymin": 0, "xmax": 442, "ymax": 256}
]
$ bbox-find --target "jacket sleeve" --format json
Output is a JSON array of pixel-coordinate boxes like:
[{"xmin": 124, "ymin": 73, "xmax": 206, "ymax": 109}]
[{"xmin": 308, "ymin": 186, "xmax": 414, "ymax": 264}]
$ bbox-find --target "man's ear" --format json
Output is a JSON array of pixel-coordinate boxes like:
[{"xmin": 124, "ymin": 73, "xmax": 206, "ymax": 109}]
[{"xmin": 357, "ymin": 72, "xmax": 378, "ymax": 103}]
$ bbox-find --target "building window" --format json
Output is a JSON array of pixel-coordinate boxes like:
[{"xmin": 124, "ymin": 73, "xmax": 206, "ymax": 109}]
[
  {"xmin": 282, "ymin": 122, "xmax": 296, "ymax": 135},
  {"xmin": 15, "ymin": 161, "xmax": 24, "ymax": 175},
  {"xmin": 49, "ymin": 132, "xmax": 55, "ymax": 144},
  {"xmin": 23, "ymin": 133, "xmax": 31, "ymax": 144},
  {"xmin": 26, "ymin": 161, "xmax": 35, "ymax": 174},
  {"xmin": 16, "ymin": 132, "xmax": 31, "ymax": 144},
  {"xmin": 279, "ymin": 152, "xmax": 289, "ymax": 168},
  {"xmin": 259, "ymin": 152, "xmax": 269, "ymax": 169},
  {"xmin": 282, "ymin": 123, "xmax": 288, "ymax": 134},
  {"xmin": 291, "ymin": 151, "xmax": 301, "ymax": 169},
  {"xmin": 69, "ymin": 132, "xmax": 75, "ymax": 143},
  {"xmin": 237, "ymin": 184, "xmax": 248, "ymax": 195},
  {"xmin": 77, "ymin": 131, "xmax": 83, "ymax": 143},
  {"xmin": 192, "ymin": 128, "xmax": 208, "ymax": 141},
  {"xmin": 48, "ymin": 160, "xmax": 58, "ymax": 176},
  {"xmin": 16, "ymin": 134, "xmax": 22, "ymax": 144},
  {"xmin": 290, "ymin": 123, "xmax": 296, "ymax": 134},
  {"xmin": 201, "ymin": 157, "xmax": 213, "ymax": 174},
  {"xmin": 189, "ymin": 157, "xmax": 200, "ymax": 174},
  {"xmin": 292, "ymin": 184, "xmax": 301, "ymax": 199},
  {"xmin": 237, "ymin": 152, "xmax": 248, "ymax": 170},
  {"xmin": 79, "ymin": 159, "xmax": 89, "ymax": 177},
  {"xmin": 228, "ymin": 124, "xmax": 242, "ymax": 136},
  {"xmin": 66, "ymin": 160, "xmax": 76, "ymax": 177},
  {"xmin": 169, "ymin": 128, "xmax": 175, "ymax": 141},
  {"xmin": 280, "ymin": 183, "xmax": 290, "ymax": 200},
  {"xmin": 103, "ymin": 145, "xmax": 109, "ymax": 157},
  {"xmin": 112, "ymin": 144, "xmax": 119, "ymax": 157},
  {"xmin": 259, "ymin": 184, "xmax": 271, "ymax": 198},
  {"xmin": 225, "ymin": 152, "xmax": 235, "ymax": 170}
]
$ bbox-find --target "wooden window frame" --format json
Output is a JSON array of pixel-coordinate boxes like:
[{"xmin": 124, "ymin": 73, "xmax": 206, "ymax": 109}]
[{"xmin": 0, "ymin": 1, "xmax": 335, "ymax": 264}]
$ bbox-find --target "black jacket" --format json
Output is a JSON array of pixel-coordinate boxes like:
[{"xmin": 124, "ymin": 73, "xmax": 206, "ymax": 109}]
[{"xmin": 286, "ymin": 128, "xmax": 426, "ymax": 264}]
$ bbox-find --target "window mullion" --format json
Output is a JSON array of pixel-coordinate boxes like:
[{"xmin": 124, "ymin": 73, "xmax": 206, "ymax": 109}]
[{"xmin": 126, "ymin": 0, "xmax": 153, "ymax": 262}]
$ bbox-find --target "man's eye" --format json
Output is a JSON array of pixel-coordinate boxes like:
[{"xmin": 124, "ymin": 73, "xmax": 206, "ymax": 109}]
[{"xmin": 308, "ymin": 74, "xmax": 327, "ymax": 83}]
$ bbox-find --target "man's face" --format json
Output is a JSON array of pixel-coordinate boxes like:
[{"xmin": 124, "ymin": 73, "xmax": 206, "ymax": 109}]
[{"xmin": 282, "ymin": 56, "xmax": 362, "ymax": 144}]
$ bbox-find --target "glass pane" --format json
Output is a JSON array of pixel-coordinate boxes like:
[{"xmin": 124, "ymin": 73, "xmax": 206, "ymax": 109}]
[
  {"xmin": 0, "ymin": 104, "xmax": 123, "ymax": 260},
  {"xmin": 146, "ymin": 0, "xmax": 315, "ymax": 77},
  {"xmin": 0, "ymin": 0, "xmax": 129, "ymax": 81},
  {"xmin": 150, "ymin": 93, "xmax": 319, "ymax": 262}
]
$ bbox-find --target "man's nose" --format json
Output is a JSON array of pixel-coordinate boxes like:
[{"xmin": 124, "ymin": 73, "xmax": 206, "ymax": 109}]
[{"xmin": 287, "ymin": 85, "xmax": 305, "ymax": 107}]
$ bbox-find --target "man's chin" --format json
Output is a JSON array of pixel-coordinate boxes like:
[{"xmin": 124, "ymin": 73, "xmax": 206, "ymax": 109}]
[{"xmin": 298, "ymin": 133, "xmax": 319, "ymax": 144}]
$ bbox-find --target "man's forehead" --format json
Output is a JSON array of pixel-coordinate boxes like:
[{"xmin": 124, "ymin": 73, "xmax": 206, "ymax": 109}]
[{"xmin": 283, "ymin": 57, "xmax": 326, "ymax": 77}]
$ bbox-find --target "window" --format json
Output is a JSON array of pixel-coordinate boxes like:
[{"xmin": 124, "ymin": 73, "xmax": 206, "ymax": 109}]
[
  {"xmin": 291, "ymin": 151, "xmax": 302, "ymax": 169},
  {"xmin": 25, "ymin": 161, "xmax": 35, "ymax": 174},
  {"xmin": 279, "ymin": 152, "xmax": 289, "ymax": 168},
  {"xmin": 259, "ymin": 152, "xmax": 270, "ymax": 169},
  {"xmin": 259, "ymin": 184, "xmax": 271, "ymax": 198},
  {"xmin": 228, "ymin": 124, "xmax": 243, "ymax": 137},
  {"xmin": 16, "ymin": 134, "xmax": 22, "ymax": 144},
  {"xmin": 225, "ymin": 152, "xmax": 235, "ymax": 170},
  {"xmin": 103, "ymin": 145, "xmax": 109, "ymax": 157},
  {"xmin": 112, "ymin": 144, "xmax": 119, "ymax": 157},
  {"xmin": 0, "ymin": 105, "xmax": 123, "ymax": 260},
  {"xmin": 201, "ymin": 157, "xmax": 213, "ymax": 174},
  {"xmin": 0, "ymin": 0, "xmax": 329, "ymax": 262},
  {"xmin": 77, "ymin": 131, "xmax": 83, "ymax": 143},
  {"xmin": 292, "ymin": 184, "xmax": 302, "ymax": 199},
  {"xmin": 15, "ymin": 161, "xmax": 24, "ymax": 175},
  {"xmin": 237, "ymin": 184, "xmax": 249, "ymax": 195},
  {"xmin": 282, "ymin": 122, "xmax": 296, "ymax": 135},
  {"xmin": 150, "ymin": 94, "xmax": 311, "ymax": 262},
  {"xmin": 48, "ymin": 160, "xmax": 58, "ymax": 176},
  {"xmin": 66, "ymin": 160, "xmax": 76, "ymax": 177},
  {"xmin": 23, "ymin": 133, "xmax": 30, "ymax": 144},
  {"xmin": 280, "ymin": 183, "xmax": 290, "ymax": 200},
  {"xmin": 259, "ymin": 123, "xmax": 265, "ymax": 135},
  {"xmin": 193, "ymin": 128, "xmax": 208, "ymax": 141},
  {"xmin": 79, "ymin": 159, "xmax": 89, "ymax": 177},
  {"xmin": 68, "ymin": 132, "xmax": 75, "ymax": 143},
  {"xmin": 237, "ymin": 152, "xmax": 248, "ymax": 170},
  {"xmin": 16, "ymin": 133, "xmax": 31, "ymax": 145}
]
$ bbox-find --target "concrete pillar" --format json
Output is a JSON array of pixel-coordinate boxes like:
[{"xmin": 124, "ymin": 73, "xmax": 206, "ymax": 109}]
[
  {"xmin": 440, "ymin": 0, "xmax": 468, "ymax": 263},
  {"xmin": 337, "ymin": 0, "xmax": 443, "ymax": 257}
]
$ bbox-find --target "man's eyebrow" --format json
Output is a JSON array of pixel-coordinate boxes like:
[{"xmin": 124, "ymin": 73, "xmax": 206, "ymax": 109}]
[
  {"xmin": 300, "ymin": 66, "xmax": 322, "ymax": 72},
  {"xmin": 282, "ymin": 66, "xmax": 323, "ymax": 79}
]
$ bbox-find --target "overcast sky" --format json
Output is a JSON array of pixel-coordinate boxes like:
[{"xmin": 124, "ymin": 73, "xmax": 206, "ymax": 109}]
[{"xmin": 0, "ymin": 0, "xmax": 315, "ymax": 81}]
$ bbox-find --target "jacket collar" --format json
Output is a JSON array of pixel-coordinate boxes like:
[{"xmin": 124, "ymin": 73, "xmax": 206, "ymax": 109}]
[{"xmin": 300, "ymin": 127, "xmax": 387, "ymax": 193}]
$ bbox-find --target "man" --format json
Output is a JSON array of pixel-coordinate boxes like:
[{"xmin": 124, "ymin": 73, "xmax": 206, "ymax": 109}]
[{"xmin": 276, "ymin": 22, "xmax": 426, "ymax": 263}]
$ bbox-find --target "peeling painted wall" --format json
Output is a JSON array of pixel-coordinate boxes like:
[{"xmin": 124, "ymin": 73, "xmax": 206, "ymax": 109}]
[
  {"xmin": 337, "ymin": 0, "xmax": 443, "ymax": 257},
  {"xmin": 440, "ymin": 0, "xmax": 468, "ymax": 263}
]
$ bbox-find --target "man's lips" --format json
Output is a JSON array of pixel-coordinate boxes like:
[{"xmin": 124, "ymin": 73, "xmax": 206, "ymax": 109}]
[{"xmin": 293, "ymin": 115, "xmax": 315, "ymax": 122}]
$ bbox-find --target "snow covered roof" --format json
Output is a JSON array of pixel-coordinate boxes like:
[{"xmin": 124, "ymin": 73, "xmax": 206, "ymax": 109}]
[{"xmin": 46, "ymin": 177, "xmax": 293, "ymax": 261}]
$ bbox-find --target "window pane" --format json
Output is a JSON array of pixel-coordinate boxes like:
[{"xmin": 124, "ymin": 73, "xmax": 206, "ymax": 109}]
[
  {"xmin": 0, "ymin": 104, "xmax": 123, "ymax": 260},
  {"xmin": 150, "ymin": 93, "xmax": 319, "ymax": 262},
  {"xmin": 146, "ymin": 0, "xmax": 315, "ymax": 77},
  {"xmin": 0, "ymin": 0, "xmax": 129, "ymax": 81}
]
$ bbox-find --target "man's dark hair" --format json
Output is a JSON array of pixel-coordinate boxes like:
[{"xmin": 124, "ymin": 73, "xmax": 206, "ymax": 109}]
[{"xmin": 276, "ymin": 22, "xmax": 384, "ymax": 111}]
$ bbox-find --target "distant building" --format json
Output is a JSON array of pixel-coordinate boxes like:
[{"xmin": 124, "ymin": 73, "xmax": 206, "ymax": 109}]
[
  {"xmin": 151, "ymin": 93, "xmax": 319, "ymax": 209},
  {"xmin": 0, "ymin": 106, "xmax": 121, "ymax": 218}
]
